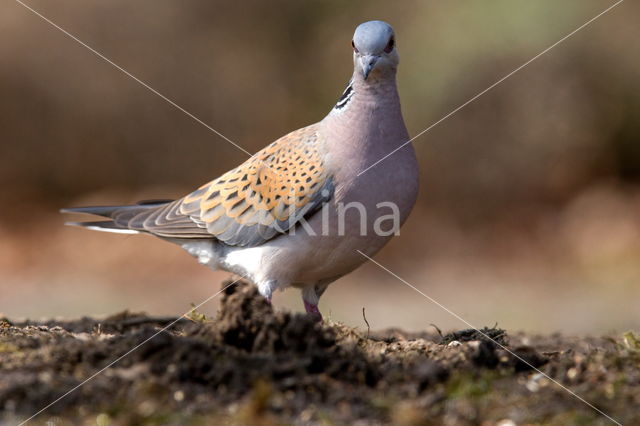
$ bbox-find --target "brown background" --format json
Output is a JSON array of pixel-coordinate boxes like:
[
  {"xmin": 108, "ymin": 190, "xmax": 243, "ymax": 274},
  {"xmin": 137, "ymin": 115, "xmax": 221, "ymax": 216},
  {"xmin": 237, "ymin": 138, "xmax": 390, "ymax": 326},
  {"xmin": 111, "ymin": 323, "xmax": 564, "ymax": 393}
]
[{"xmin": 1, "ymin": 0, "xmax": 638, "ymax": 333}]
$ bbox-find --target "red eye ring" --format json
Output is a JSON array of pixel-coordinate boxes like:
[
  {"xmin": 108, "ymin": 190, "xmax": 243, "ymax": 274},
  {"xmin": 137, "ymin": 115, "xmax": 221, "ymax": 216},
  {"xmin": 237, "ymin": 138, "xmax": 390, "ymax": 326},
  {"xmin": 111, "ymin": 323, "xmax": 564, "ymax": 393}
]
[
  {"xmin": 384, "ymin": 37, "xmax": 395, "ymax": 53},
  {"xmin": 351, "ymin": 40, "xmax": 359, "ymax": 53}
]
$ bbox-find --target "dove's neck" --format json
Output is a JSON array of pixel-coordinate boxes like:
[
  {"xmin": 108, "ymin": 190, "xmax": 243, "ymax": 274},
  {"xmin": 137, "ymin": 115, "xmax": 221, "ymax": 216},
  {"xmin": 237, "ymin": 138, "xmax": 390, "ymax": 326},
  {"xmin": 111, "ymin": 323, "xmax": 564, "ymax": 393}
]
[
  {"xmin": 320, "ymin": 71, "xmax": 418, "ymax": 218},
  {"xmin": 322, "ymin": 71, "xmax": 411, "ymax": 171}
]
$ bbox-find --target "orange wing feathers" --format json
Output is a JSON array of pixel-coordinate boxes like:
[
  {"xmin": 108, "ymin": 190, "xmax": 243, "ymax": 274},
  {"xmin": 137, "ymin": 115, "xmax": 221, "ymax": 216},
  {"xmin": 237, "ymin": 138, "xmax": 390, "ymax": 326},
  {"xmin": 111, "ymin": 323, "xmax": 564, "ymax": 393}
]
[{"xmin": 175, "ymin": 124, "xmax": 333, "ymax": 245}]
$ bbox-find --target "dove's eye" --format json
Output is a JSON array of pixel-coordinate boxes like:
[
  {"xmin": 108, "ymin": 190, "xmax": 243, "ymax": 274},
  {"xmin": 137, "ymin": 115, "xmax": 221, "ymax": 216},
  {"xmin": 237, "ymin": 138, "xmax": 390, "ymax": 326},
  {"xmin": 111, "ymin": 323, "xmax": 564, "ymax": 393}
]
[
  {"xmin": 351, "ymin": 40, "xmax": 359, "ymax": 53},
  {"xmin": 384, "ymin": 37, "xmax": 395, "ymax": 53}
]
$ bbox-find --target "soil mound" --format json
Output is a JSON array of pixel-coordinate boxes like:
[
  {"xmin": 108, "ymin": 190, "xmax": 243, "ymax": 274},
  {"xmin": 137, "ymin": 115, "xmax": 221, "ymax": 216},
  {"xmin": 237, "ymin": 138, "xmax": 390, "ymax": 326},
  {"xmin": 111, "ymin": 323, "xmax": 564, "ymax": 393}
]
[{"xmin": 1, "ymin": 281, "xmax": 637, "ymax": 424}]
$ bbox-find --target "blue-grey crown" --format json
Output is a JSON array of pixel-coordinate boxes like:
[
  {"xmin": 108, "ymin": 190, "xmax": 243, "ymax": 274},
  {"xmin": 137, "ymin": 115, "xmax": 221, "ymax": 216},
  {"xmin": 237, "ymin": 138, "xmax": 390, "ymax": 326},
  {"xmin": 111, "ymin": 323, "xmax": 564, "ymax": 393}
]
[{"xmin": 353, "ymin": 21, "xmax": 395, "ymax": 54}]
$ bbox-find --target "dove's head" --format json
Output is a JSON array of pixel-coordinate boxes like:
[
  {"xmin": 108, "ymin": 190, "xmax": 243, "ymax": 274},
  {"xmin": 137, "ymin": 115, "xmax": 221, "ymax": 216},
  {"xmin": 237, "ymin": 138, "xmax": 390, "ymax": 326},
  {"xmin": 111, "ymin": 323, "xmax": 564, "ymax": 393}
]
[{"xmin": 352, "ymin": 21, "xmax": 398, "ymax": 81}]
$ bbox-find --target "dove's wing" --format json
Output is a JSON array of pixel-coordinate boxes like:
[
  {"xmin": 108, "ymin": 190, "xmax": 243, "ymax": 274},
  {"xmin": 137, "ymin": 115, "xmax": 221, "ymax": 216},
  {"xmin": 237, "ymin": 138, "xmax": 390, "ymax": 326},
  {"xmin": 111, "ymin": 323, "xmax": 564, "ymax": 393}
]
[{"xmin": 115, "ymin": 125, "xmax": 333, "ymax": 246}]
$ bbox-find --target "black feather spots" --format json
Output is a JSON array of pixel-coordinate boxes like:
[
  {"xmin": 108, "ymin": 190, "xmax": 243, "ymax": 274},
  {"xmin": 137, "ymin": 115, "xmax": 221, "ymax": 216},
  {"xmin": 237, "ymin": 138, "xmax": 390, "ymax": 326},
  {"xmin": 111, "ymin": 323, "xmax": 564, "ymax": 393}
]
[
  {"xmin": 237, "ymin": 207, "xmax": 253, "ymax": 221},
  {"xmin": 230, "ymin": 199, "xmax": 245, "ymax": 211},
  {"xmin": 335, "ymin": 80, "xmax": 354, "ymax": 110},
  {"xmin": 207, "ymin": 190, "xmax": 221, "ymax": 201}
]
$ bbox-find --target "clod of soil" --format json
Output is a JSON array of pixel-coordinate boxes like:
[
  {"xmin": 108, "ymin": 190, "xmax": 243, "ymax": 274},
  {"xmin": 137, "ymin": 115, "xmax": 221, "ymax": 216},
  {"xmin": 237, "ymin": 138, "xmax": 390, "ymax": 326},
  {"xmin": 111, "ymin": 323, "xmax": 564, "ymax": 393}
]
[{"xmin": 1, "ymin": 280, "xmax": 639, "ymax": 425}]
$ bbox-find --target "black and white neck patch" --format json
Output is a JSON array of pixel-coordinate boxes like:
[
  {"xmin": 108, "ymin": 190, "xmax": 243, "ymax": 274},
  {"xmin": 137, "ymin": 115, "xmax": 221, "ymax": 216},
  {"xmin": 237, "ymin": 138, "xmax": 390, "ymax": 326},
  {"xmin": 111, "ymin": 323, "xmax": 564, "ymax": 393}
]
[{"xmin": 334, "ymin": 80, "xmax": 354, "ymax": 111}]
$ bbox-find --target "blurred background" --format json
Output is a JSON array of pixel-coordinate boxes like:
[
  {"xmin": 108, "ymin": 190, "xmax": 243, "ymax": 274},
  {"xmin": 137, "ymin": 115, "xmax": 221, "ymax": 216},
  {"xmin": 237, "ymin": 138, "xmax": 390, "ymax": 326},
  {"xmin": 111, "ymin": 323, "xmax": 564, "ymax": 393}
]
[{"xmin": 1, "ymin": 0, "xmax": 638, "ymax": 333}]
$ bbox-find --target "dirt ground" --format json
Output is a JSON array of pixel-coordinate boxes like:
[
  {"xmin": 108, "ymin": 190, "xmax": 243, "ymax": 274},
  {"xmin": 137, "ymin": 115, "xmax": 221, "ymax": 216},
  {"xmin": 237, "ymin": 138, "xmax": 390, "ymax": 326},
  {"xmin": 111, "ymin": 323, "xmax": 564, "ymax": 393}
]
[{"xmin": 1, "ymin": 281, "xmax": 638, "ymax": 425}]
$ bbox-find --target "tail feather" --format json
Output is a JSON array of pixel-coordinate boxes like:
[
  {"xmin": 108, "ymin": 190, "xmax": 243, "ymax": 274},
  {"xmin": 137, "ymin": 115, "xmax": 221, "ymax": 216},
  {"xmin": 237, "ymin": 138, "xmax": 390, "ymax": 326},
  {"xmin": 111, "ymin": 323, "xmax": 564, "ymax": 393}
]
[
  {"xmin": 61, "ymin": 200, "xmax": 174, "ymax": 234},
  {"xmin": 60, "ymin": 200, "xmax": 173, "ymax": 218},
  {"xmin": 64, "ymin": 220, "xmax": 141, "ymax": 234},
  {"xmin": 60, "ymin": 205, "xmax": 143, "ymax": 218}
]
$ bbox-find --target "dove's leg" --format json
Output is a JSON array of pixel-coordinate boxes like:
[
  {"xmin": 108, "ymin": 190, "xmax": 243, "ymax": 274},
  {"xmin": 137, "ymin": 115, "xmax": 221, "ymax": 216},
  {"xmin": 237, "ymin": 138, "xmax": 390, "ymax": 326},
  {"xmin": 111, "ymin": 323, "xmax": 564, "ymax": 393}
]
[
  {"xmin": 301, "ymin": 279, "xmax": 337, "ymax": 321},
  {"xmin": 303, "ymin": 301, "xmax": 322, "ymax": 318},
  {"xmin": 301, "ymin": 286, "xmax": 323, "ymax": 321},
  {"xmin": 315, "ymin": 282, "xmax": 331, "ymax": 299}
]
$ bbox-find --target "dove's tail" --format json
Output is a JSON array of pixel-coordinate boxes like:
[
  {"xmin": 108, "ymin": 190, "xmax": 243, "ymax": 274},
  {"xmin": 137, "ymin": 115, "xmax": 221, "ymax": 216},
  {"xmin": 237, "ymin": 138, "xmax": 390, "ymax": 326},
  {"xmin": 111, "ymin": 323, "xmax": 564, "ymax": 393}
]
[
  {"xmin": 60, "ymin": 200, "xmax": 173, "ymax": 235},
  {"xmin": 63, "ymin": 220, "xmax": 141, "ymax": 234}
]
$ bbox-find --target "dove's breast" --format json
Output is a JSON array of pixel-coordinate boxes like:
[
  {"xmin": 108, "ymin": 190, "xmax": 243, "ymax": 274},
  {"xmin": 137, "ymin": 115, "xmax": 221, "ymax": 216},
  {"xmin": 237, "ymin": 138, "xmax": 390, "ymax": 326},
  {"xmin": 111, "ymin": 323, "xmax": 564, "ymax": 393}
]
[{"xmin": 197, "ymin": 75, "xmax": 419, "ymax": 295}]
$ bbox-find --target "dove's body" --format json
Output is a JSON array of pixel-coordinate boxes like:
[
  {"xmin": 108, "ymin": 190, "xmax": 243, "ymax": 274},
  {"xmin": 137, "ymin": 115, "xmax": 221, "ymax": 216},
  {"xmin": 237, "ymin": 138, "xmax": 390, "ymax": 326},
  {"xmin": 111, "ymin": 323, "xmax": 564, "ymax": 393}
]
[
  {"xmin": 183, "ymin": 73, "xmax": 418, "ymax": 302},
  {"xmin": 63, "ymin": 21, "xmax": 418, "ymax": 319}
]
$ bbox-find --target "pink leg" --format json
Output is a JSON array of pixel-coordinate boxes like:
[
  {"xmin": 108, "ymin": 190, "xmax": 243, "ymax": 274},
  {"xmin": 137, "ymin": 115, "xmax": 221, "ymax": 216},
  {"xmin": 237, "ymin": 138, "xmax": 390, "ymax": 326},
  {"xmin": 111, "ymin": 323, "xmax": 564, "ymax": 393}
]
[
  {"xmin": 264, "ymin": 296, "xmax": 272, "ymax": 304},
  {"xmin": 304, "ymin": 300, "xmax": 323, "ymax": 322}
]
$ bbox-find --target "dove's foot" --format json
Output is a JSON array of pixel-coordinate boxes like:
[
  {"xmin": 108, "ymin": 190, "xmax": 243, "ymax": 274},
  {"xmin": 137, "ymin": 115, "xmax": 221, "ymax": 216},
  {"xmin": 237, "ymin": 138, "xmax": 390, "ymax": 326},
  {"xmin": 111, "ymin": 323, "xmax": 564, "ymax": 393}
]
[{"xmin": 304, "ymin": 301, "xmax": 323, "ymax": 322}]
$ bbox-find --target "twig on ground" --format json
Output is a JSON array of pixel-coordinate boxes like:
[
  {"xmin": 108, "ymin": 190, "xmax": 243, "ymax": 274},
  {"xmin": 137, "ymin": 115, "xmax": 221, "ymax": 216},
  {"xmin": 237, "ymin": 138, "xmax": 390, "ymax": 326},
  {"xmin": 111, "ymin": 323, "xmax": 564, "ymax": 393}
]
[{"xmin": 362, "ymin": 307, "xmax": 370, "ymax": 338}]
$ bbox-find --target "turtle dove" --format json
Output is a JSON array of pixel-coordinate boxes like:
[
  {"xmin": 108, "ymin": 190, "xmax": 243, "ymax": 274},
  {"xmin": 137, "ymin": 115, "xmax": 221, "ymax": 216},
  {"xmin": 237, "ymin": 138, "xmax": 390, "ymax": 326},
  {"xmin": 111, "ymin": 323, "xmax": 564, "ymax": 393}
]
[{"xmin": 62, "ymin": 21, "xmax": 419, "ymax": 320}]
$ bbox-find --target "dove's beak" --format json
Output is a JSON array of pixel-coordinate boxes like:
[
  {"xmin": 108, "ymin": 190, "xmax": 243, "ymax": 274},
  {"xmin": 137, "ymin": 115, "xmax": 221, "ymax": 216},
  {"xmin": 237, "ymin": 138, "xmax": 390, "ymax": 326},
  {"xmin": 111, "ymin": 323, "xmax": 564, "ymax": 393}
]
[{"xmin": 360, "ymin": 54, "xmax": 379, "ymax": 80}]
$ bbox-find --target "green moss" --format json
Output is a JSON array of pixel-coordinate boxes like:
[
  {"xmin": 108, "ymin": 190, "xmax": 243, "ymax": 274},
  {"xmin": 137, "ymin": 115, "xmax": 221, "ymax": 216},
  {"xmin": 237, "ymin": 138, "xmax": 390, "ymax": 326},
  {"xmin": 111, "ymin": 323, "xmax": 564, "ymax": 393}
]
[
  {"xmin": 184, "ymin": 303, "xmax": 212, "ymax": 323},
  {"xmin": 446, "ymin": 370, "xmax": 499, "ymax": 399},
  {"xmin": 622, "ymin": 331, "xmax": 640, "ymax": 351}
]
